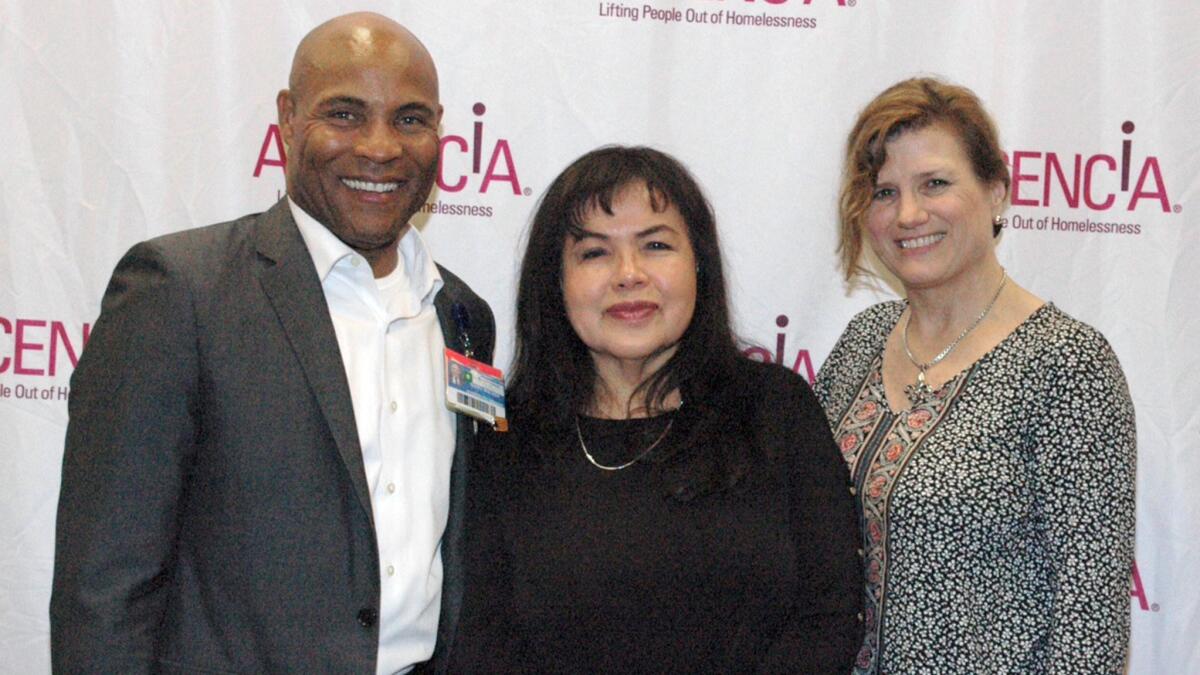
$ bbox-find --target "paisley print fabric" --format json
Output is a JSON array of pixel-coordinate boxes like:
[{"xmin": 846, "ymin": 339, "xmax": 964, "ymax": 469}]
[{"xmin": 814, "ymin": 301, "xmax": 1136, "ymax": 674}]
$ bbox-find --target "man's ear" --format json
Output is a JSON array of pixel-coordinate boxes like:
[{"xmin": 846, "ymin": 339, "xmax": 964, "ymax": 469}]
[{"xmin": 276, "ymin": 89, "xmax": 294, "ymax": 154}]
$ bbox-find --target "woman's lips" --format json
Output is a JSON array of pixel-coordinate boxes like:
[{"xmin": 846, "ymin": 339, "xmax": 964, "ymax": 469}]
[{"xmin": 605, "ymin": 301, "xmax": 658, "ymax": 321}]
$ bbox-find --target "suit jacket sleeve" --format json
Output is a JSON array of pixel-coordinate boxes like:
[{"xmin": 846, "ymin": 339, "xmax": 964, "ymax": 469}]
[{"xmin": 51, "ymin": 240, "xmax": 200, "ymax": 673}]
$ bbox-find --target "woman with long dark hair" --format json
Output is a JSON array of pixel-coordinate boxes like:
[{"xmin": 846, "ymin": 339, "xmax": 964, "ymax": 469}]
[{"xmin": 448, "ymin": 146, "xmax": 861, "ymax": 672}]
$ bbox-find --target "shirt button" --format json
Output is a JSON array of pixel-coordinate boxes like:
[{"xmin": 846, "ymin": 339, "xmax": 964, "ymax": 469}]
[
  {"xmin": 848, "ymin": 486, "xmax": 857, "ymax": 496},
  {"xmin": 390, "ymin": 401, "xmax": 398, "ymax": 413},
  {"xmin": 857, "ymin": 612, "xmax": 864, "ymax": 622},
  {"xmin": 351, "ymin": 257, "xmax": 361, "ymax": 267},
  {"xmin": 387, "ymin": 483, "xmax": 396, "ymax": 494},
  {"xmin": 387, "ymin": 565, "xmax": 395, "ymax": 576},
  {"xmin": 857, "ymin": 548, "xmax": 865, "ymax": 557},
  {"xmin": 357, "ymin": 607, "xmax": 378, "ymax": 627}
]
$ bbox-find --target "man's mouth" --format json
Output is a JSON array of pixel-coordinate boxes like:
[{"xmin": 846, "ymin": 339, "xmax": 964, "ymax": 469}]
[
  {"xmin": 341, "ymin": 178, "xmax": 400, "ymax": 193},
  {"xmin": 898, "ymin": 233, "xmax": 945, "ymax": 250}
]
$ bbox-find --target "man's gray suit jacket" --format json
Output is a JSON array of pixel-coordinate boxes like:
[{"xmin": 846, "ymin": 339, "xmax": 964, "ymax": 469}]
[{"xmin": 51, "ymin": 200, "xmax": 495, "ymax": 673}]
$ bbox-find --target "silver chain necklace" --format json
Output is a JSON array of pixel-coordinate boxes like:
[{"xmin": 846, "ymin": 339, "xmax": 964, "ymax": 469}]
[
  {"xmin": 576, "ymin": 409, "xmax": 678, "ymax": 471},
  {"xmin": 902, "ymin": 271, "xmax": 1008, "ymax": 402}
]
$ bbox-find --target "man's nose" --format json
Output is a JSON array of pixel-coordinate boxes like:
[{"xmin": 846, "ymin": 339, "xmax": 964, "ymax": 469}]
[{"xmin": 356, "ymin": 120, "xmax": 404, "ymax": 164}]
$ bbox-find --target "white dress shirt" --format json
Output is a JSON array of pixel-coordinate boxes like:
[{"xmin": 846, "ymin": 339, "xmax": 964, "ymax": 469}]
[{"xmin": 290, "ymin": 200, "xmax": 456, "ymax": 675}]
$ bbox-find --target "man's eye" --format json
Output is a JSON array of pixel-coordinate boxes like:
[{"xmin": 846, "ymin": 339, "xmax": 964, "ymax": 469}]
[{"xmin": 328, "ymin": 110, "xmax": 356, "ymax": 122}]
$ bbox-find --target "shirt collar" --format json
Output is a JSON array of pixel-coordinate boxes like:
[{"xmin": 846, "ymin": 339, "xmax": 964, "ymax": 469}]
[{"xmin": 288, "ymin": 197, "xmax": 443, "ymax": 304}]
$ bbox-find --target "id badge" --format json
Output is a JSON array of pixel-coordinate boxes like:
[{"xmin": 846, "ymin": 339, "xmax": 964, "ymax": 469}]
[{"xmin": 444, "ymin": 348, "xmax": 508, "ymax": 431}]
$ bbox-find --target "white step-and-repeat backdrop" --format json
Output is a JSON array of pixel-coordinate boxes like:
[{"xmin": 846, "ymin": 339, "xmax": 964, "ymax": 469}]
[{"xmin": 2, "ymin": 1, "xmax": 1197, "ymax": 671}]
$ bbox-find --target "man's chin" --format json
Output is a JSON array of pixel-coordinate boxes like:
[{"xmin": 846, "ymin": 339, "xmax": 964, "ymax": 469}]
[
  {"xmin": 339, "ymin": 191, "xmax": 423, "ymax": 220},
  {"xmin": 335, "ymin": 221, "xmax": 411, "ymax": 252}
]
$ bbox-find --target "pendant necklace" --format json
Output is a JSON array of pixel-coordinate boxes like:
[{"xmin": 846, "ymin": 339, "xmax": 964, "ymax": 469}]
[
  {"xmin": 576, "ymin": 403, "xmax": 680, "ymax": 471},
  {"xmin": 902, "ymin": 271, "xmax": 1007, "ymax": 404}
]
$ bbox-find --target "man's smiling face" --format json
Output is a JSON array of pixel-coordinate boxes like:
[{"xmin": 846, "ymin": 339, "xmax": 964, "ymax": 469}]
[{"xmin": 278, "ymin": 17, "xmax": 442, "ymax": 275}]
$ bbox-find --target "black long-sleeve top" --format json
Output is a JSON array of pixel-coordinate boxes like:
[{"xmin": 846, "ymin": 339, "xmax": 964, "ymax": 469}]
[{"xmin": 449, "ymin": 359, "xmax": 863, "ymax": 673}]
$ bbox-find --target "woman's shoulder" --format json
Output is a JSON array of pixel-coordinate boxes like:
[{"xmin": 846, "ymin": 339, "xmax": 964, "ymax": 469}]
[
  {"xmin": 723, "ymin": 358, "xmax": 828, "ymax": 433},
  {"xmin": 816, "ymin": 299, "xmax": 902, "ymax": 369},
  {"xmin": 823, "ymin": 300, "xmax": 905, "ymax": 364},
  {"xmin": 1011, "ymin": 303, "xmax": 1124, "ymax": 369},
  {"xmin": 731, "ymin": 356, "xmax": 813, "ymax": 397},
  {"xmin": 1023, "ymin": 302, "xmax": 1111, "ymax": 345},
  {"xmin": 814, "ymin": 300, "xmax": 900, "ymax": 401},
  {"xmin": 1000, "ymin": 303, "xmax": 1133, "ymax": 416},
  {"xmin": 844, "ymin": 300, "xmax": 906, "ymax": 339}
]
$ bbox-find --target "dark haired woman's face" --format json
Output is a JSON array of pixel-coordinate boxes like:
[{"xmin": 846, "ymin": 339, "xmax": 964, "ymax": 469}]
[{"xmin": 561, "ymin": 183, "xmax": 697, "ymax": 378}]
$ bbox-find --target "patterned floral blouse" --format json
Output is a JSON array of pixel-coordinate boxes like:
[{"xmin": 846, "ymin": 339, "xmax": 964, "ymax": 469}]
[{"xmin": 814, "ymin": 301, "xmax": 1136, "ymax": 674}]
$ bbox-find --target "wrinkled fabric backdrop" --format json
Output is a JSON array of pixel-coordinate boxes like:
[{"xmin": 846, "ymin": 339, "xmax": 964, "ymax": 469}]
[{"xmin": 2, "ymin": 1, "xmax": 1197, "ymax": 672}]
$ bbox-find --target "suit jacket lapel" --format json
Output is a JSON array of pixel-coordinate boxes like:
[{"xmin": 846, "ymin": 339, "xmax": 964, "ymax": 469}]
[
  {"xmin": 252, "ymin": 200, "xmax": 374, "ymax": 526},
  {"xmin": 434, "ymin": 274, "xmax": 467, "ymax": 357},
  {"xmin": 432, "ymin": 270, "xmax": 472, "ymax": 671}
]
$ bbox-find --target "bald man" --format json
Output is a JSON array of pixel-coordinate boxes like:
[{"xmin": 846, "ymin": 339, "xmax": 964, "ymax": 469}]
[{"xmin": 50, "ymin": 13, "xmax": 493, "ymax": 674}]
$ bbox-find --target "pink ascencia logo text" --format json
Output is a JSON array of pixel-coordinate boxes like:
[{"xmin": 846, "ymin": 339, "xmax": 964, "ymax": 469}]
[
  {"xmin": 742, "ymin": 314, "xmax": 816, "ymax": 383},
  {"xmin": 0, "ymin": 317, "xmax": 89, "ymax": 377},
  {"xmin": 1131, "ymin": 559, "xmax": 1157, "ymax": 613},
  {"xmin": 436, "ymin": 102, "xmax": 525, "ymax": 196},
  {"xmin": 1007, "ymin": 121, "xmax": 1175, "ymax": 213},
  {"xmin": 253, "ymin": 101, "xmax": 525, "ymax": 197}
]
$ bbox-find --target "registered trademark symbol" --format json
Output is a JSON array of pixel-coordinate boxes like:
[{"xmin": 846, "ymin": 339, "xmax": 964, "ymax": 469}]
[
  {"xmin": 523, "ymin": 187, "xmax": 533, "ymax": 196},
  {"xmin": 1173, "ymin": 204, "xmax": 1182, "ymax": 213},
  {"xmin": 1151, "ymin": 603, "xmax": 1160, "ymax": 612},
  {"xmin": 847, "ymin": 0, "xmax": 857, "ymax": 5}
]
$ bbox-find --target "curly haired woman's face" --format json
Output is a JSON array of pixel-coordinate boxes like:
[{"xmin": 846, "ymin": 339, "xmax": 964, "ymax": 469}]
[{"xmin": 865, "ymin": 124, "xmax": 1005, "ymax": 293}]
